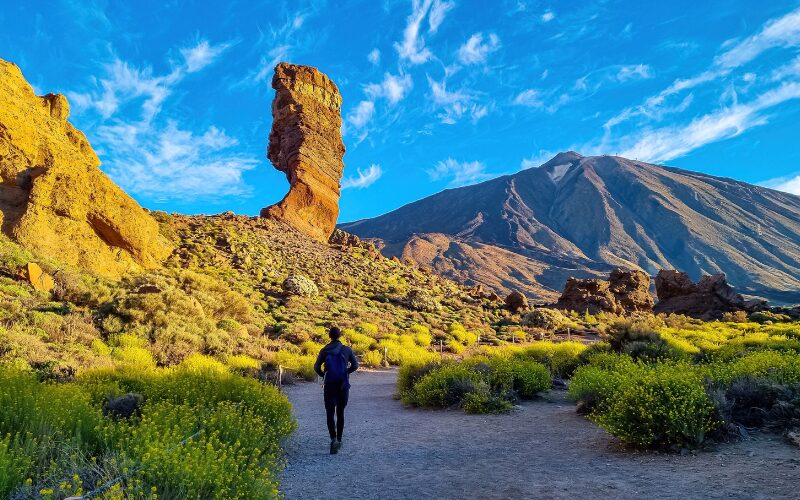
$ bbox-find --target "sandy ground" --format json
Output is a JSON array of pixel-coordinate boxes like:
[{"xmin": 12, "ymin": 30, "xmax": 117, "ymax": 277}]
[{"xmin": 279, "ymin": 370, "xmax": 799, "ymax": 500}]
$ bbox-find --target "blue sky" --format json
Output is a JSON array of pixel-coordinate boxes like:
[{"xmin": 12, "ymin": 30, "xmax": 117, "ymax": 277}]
[{"xmin": 2, "ymin": 0, "xmax": 800, "ymax": 222}]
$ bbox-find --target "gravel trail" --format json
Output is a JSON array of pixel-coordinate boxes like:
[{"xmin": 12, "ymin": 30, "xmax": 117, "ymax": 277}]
[{"xmin": 279, "ymin": 370, "xmax": 799, "ymax": 499}]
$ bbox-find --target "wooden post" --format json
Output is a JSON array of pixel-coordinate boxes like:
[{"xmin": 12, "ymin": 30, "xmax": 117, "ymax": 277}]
[
  {"xmin": 567, "ymin": 328, "xmax": 571, "ymax": 341},
  {"xmin": 383, "ymin": 346, "xmax": 388, "ymax": 365},
  {"xmin": 278, "ymin": 365, "xmax": 283, "ymax": 389},
  {"xmin": 440, "ymin": 339, "xmax": 443, "ymax": 353}
]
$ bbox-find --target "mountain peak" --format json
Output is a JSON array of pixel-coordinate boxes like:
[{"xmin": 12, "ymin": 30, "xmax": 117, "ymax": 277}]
[{"xmin": 540, "ymin": 151, "xmax": 584, "ymax": 168}]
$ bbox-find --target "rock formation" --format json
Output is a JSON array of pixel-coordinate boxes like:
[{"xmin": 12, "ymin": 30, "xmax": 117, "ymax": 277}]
[
  {"xmin": 653, "ymin": 270, "xmax": 760, "ymax": 319},
  {"xmin": 261, "ymin": 63, "xmax": 346, "ymax": 242},
  {"xmin": 505, "ymin": 291, "xmax": 529, "ymax": 312},
  {"xmin": 555, "ymin": 269, "xmax": 654, "ymax": 314},
  {"xmin": 0, "ymin": 59, "xmax": 171, "ymax": 278}
]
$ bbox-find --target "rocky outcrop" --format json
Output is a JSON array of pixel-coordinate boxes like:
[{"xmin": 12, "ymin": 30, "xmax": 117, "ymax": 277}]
[
  {"xmin": 22, "ymin": 262, "xmax": 54, "ymax": 293},
  {"xmin": 260, "ymin": 63, "xmax": 346, "ymax": 242},
  {"xmin": 0, "ymin": 59, "xmax": 171, "ymax": 278},
  {"xmin": 282, "ymin": 274, "xmax": 318, "ymax": 296},
  {"xmin": 555, "ymin": 269, "xmax": 654, "ymax": 314},
  {"xmin": 505, "ymin": 291, "xmax": 529, "ymax": 312},
  {"xmin": 329, "ymin": 228, "xmax": 377, "ymax": 253},
  {"xmin": 653, "ymin": 270, "xmax": 760, "ymax": 319}
]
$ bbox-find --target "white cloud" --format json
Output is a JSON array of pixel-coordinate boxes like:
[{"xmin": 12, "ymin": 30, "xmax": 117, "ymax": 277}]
[
  {"xmin": 427, "ymin": 76, "xmax": 488, "ymax": 124},
  {"xmin": 342, "ymin": 164, "xmax": 383, "ymax": 189},
  {"xmin": 395, "ymin": 0, "xmax": 453, "ymax": 64},
  {"xmin": 365, "ymin": 72, "xmax": 414, "ymax": 104},
  {"xmin": 606, "ymin": 7, "xmax": 800, "ymax": 130},
  {"xmin": 616, "ymin": 64, "xmax": 652, "ymax": 81},
  {"xmin": 457, "ymin": 33, "xmax": 501, "ymax": 65},
  {"xmin": 616, "ymin": 82, "xmax": 800, "ymax": 162},
  {"xmin": 429, "ymin": 0, "xmax": 454, "ymax": 33},
  {"xmin": 68, "ymin": 47, "xmax": 258, "ymax": 200},
  {"xmin": 368, "ymin": 48, "xmax": 381, "ymax": 65},
  {"xmin": 541, "ymin": 10, "xmax": 555, "ymax": 22},
  {"xmin": 771, "ymin": 55, "xmax": 800, "ymax": 81},
  {"xmin": 761, "ymin": 173, "xmax": 800, "ymax": 195},
  {"xmin": 102, "ymin": 122, "xmax": 257, "ymax": 199},
  {"xmin": 521, "ymin": 149, "xmax": 559, "ymax": 170},
  {"xmin": 251, "ymin": 45, "xmax": 291, "ymax": 84},
  {"xmin": 347, "ymin": 100, "xmax": 376, "ymax": 128},
  {"xmin": 513, "ymin": 88, "xmax": 543, "ymax": 107},
  {"xmin": 714, "ymin": 7, "xmax": 800, "ymax": 70},
  {"xmin": 180, "ymin": 39, "xmax": 233, "ymax": 73},
  {"xmin": 428, "ymin": 158, "xmax": 493, "ymax": 187}
]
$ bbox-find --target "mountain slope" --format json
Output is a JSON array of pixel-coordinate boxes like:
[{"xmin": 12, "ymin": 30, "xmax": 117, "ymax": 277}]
[{"xmin": 341, "ymin": 153, "xmax": 800, "ymax": 303}]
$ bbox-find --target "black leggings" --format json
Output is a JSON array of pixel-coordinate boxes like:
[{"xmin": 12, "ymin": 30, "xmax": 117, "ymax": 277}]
[{"xmin": 324, "ymin": 382, "xmax": 349, "ymax": 441}]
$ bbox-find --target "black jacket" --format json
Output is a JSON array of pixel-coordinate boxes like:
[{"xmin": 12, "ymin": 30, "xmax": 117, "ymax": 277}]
[{"xmin": 314, "ymin": 340, "xmax": 359, "ymax": 378}]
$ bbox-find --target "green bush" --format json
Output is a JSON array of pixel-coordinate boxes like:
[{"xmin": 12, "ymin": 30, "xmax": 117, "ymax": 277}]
[
  {"xmin": 404, "ymin": 363, "xmax": 482, "ymax": 407},
  {"xmin": 521, "ymin": 308, "xmax": 567, "ymax": 330},
  {"xmin": 361, "ymin": 350, "xmax": 384, "ymax": 368},
  {"xmin": 595, "ymin": 364, "xmax": 719, "ymax": 448},
  {"xmin": 0, "ymin": 364, "xmax": 296, "ymax": 498}
]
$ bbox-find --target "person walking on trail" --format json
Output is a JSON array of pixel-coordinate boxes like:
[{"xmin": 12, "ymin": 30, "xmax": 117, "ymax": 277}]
[{"xmin": 314, "ymin": 326, "xmax": 358, "ymax": 454}]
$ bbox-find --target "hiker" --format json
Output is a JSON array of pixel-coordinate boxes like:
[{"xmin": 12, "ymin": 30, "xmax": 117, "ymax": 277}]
[{"xmin": 314, "ymin": 326, "xmax": 358, "ymax": 454}]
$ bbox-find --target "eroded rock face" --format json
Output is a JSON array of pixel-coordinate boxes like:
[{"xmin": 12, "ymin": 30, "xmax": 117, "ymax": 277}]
[
  {"xmin": 0, "ymin": 60, "xmax": 171, "ymax": 278},
  {"xmin": 555, "ymin": 269, "xmax": 653, "ymax": 314},
  {"xmin": 260, "ymin": 63, "xmax": 345, "ymax": 242},
  {"xmin": 654, "ymin": 270, "xmax": 753, "ymax": 319}
]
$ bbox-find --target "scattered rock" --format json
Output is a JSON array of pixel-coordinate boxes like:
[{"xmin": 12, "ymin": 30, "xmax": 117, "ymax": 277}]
[
  {"xmin": 103, "ymin": 393, "xmax": 144, "ymax": 419},
  {"xmin": 329, "ymin": 228, "xmax": 377, "ymax": 252},
  {"xmin": 0, "ymin": 59, "xmax": 172, "ymax": 278},
  {"xmin": 23, "ymin": 262, "xmax": 54, "ymax": 293},
  {"xmin": 282, "ymin": 274, "xmax": 319, "ymax": 296},
  {"xmin": 787, "ymin": 429, "xmax": 800, "ymax": 449},
  {"xmin": 654, "ymin": 270, "xmax": 757, "ymax": 320},
  {"xmin": 555, "ymin": 269, "xmax": 653, "ymax": 314},
  {"xmin": 260, "ymin": 63, "xmax": 346, "ymax": 242},
  {"xmin": 404, "ymin": 289, "xmax": 441, "ymax": 312},
  {"xmin": 136, "ymin": 284, "xmax": 162, "ymax": 294},
  {"xmin": 505, "ymin": 291, "xmax": 529, "ymax": 312}
]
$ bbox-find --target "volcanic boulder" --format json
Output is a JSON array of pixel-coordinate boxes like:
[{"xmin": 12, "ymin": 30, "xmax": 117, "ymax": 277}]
[
  {"xmin": 260, "ymin": 63, "xmax": 346, "ymax": 242},
  {"xmin": 0, "ymin": 59, "xmax": 171, "ymax": 278},
  {"xmin": 653, "ymin": 270, "xmax": 755, "ymax": 319},
  {"xmin": 555, "ymin": 268, "xmax": 653, "ymax": 314}
]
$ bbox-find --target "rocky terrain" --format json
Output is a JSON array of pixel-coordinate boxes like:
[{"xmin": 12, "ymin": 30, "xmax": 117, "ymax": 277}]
[
  {"xmin": 341, "ymin": 152, "xmax": 800, "ymax": 304},
  {"xmin": 0, "ymin": 59, "xmax": 171, "ymax": 278},
  {"xmin": 260, "ymin": 63, "xmax": 346, "ymax": 242}
]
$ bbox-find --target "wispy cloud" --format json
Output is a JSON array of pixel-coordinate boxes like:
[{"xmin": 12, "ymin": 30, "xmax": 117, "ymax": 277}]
[
  {"xmin": 346, "ymin": 100, "xmax": 376, "ymax": 129},
  {"xmin": 68, "ymin": 44, "xmax": 256, "ymax": 200},
  {"xmin": 761, "ymin": 172, "xmax": 800, "ymax": 196},
  {"xmin": 616, "ymin": 64, "xmax": 652, "ymax": 81},
  {"xmin": 395, "ymin": 0, "xmax": 453, "ymax": 64},
  {"xmin": 342, "ymin": 164, "xmax": 383, "ymax": 189},
  {"xmin": 457, "ymin": 32, "xmax": 501, "ymax": 65},
  {"xmin": 615, "ymin": 82, "xmax": 800, "ymax": 162},
  {"xmin": 368, "ymin": 48, "xmax": 381, "ymax": 65},
  {"xmin": 427, "ymin": 76, "xmax": 488, "ymax": 124},
  {"xmin": 180, "ymin": 39, "xmax": 235, "ymax": 73},
  {"xmin": 606, "ymin": 7, "xmax": 800, "ymax": 130},
  {"xmin": 513, "ymin": 88, "xmax": 543, "ymax": 107},
  {"xmin": 239, "ymin": 9, "xmax": 316, "ymax": 87},
  {"xmin": 365, "ymin": 72, "xmax": 414, "ymax": 105},
  {"xmin": 541, "ymin": 10, "xmax": 555, "ymax": 22},
  {"xmin": 428, "ymin": 158, "xmax": 493, "ymax": 186}
]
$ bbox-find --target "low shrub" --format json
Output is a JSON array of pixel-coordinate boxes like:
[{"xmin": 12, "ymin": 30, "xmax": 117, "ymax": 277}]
[
  {"xmin": 521, "ymin": 308, "xmax": 567, "ymax": 330},
  {"xmin": 361, "ymin": 350, "xmax": 384, "ymax": 368}
]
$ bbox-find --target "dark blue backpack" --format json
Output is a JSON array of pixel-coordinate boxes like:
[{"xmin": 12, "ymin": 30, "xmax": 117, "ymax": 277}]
[{"xmin": 325, "ymin": 347, "xmax": 348, "ymax": 384}]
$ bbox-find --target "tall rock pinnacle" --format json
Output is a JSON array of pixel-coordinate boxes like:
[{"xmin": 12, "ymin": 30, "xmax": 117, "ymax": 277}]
[
  {"xmin": 260, "ymin": 62, "xmax": 346, "ymax": 242},
  {"xmin": 0, "ymin": 59, "xmax": 172, "ymax": 278}
]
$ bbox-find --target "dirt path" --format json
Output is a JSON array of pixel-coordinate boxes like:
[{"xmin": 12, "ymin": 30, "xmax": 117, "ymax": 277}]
[{"xmin": 279, "ymin": 370, "xmax": 799, "ymax": 499}]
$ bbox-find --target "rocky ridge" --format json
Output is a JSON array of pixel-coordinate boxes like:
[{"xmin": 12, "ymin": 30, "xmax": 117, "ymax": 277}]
[
  {"xmin": 261, "ymin": 63, "xmax": 346, "ymax": 242},
  {"xmin": 0, "ymin": 59, "xmax": 171, "ymax": 278}
]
